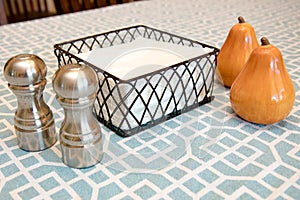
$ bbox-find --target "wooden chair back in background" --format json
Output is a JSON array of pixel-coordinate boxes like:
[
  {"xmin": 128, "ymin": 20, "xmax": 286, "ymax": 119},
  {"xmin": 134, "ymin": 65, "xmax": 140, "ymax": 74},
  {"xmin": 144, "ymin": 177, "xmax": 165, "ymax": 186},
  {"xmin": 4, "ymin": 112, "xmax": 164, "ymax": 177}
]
[
  {"xmin": 0, "ymin": 0, "xmax": 56, "ymax": 25},
  {"xmin": 54, "ymin": 0, "xmax": 109, "ymax": 14},
  {"xmin": 0, "ymin": 0, "xmax": 139, "ymax": 25}
]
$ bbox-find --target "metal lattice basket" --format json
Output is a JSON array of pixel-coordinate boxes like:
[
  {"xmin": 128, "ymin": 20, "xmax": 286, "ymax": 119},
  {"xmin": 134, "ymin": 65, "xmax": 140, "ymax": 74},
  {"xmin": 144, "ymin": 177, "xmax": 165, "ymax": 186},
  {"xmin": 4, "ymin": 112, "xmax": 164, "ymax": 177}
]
[{"xmin": 54, "ymin": 25, "xmax": 219, "ymax": 137}]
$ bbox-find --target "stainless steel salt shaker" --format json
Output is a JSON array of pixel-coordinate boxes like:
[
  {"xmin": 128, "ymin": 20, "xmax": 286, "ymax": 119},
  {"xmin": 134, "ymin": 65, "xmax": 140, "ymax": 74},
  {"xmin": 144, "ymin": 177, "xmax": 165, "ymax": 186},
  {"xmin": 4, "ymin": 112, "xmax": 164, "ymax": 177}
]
[
  {"xmin": 52, "ymin": 63, "xmax": 103, "ymax": 168},
  {"xmin": 3, "ymin": 54, "xmax": 57, "ymax": 151}
]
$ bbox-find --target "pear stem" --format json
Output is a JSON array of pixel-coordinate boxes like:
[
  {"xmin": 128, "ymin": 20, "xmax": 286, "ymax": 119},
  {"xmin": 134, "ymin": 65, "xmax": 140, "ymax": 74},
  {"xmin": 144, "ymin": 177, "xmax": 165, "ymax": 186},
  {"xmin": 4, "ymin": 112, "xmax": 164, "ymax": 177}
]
[
  {"xmin": 238, "ymin": 16, "xmax": 246, "ymax": 23},
  {"xmin": 261, "ymin": 37, "xmax": 270, "ymax": 46}
]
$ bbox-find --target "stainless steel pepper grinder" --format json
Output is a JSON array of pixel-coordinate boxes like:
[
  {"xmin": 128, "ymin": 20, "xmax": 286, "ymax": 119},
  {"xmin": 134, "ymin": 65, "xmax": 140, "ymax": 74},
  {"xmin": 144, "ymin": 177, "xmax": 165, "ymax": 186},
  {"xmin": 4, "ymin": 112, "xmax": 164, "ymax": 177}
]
[
  {"xmin": 3, "ymin": 54, "xmax": 57, "ymax": 151},
  {"xmin": 52, "ymin": 63, "xmax": 103, "ymax": 168}
]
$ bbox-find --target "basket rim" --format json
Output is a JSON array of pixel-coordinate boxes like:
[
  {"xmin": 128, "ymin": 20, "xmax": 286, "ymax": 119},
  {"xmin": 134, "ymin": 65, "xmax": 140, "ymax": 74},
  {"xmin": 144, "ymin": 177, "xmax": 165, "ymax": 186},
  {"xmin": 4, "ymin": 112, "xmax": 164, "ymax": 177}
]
[{"xmin": 53, "ymin": 24, "xmax": 219, "ymax": 82}]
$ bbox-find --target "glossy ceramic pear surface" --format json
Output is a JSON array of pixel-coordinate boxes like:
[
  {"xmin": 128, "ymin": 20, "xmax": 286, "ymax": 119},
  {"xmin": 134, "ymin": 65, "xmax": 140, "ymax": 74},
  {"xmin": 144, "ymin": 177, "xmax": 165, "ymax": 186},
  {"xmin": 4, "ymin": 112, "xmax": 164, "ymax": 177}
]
[
  {"xmin": 230, "ymin": 38, "xmax": 295, "ymax": 124},
  {"xmin": 216, "ymin": 16, "xmax": 259, "ymax": 87}
]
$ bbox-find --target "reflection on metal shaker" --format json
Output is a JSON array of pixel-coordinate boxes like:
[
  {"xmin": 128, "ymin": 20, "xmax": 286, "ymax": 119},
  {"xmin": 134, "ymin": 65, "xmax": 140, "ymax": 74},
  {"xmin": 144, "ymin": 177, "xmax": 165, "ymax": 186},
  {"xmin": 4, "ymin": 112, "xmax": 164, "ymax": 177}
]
[
  {"xmin": 3, "ymin": 54, "xmax": 57, "ymax": 151},
  {"xmin": 53, "ymin": 63, "xmax": 103, "ymax": 168}
]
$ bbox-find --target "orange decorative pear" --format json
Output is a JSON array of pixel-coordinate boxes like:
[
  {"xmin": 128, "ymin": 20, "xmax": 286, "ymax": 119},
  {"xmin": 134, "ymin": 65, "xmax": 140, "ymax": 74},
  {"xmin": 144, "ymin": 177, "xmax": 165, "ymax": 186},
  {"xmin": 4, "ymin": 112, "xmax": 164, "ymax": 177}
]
[
  {"xmin": 230, "ymin": 37, "xmax": 295, "ymax": 124},
  {"xmin": 216, "ymin": 16, "xmax": 259, "ymax": 87}
]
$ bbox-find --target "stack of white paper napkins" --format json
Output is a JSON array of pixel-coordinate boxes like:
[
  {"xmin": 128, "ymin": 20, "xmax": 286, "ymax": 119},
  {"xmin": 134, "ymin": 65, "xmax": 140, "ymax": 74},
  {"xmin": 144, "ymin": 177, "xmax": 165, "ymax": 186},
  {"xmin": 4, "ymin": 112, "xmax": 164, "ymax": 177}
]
[{"xmin": 77, "ymin": 37, "xmax": 211, "ymax": 130}]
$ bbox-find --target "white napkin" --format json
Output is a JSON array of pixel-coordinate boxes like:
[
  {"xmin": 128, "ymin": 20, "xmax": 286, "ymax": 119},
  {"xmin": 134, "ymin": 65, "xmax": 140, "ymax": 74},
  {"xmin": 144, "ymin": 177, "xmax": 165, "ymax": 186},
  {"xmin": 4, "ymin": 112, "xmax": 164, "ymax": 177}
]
[
  {"xmin": 77, "ymin": 37, "xmax": 211, "ymax": 130},
  {"xmin": 77, "ymin": 37, "xmax": 208, "ymax": 79}
]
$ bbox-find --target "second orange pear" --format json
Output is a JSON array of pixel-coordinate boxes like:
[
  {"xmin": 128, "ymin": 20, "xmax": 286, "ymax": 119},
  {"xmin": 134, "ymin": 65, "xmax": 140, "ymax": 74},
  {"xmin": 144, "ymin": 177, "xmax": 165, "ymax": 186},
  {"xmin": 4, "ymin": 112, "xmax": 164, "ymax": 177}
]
[{"xmin": 216, "ymin": 16, "xmax": 259, "ymax": 87}]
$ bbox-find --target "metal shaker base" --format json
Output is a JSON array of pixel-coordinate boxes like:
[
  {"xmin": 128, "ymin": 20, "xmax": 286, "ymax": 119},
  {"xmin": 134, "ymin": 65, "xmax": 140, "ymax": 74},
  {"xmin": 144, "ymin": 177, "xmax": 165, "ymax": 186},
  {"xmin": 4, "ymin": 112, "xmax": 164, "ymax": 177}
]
[
  {"xmin": 15, "ymin": 119, "xmax": 57, "ymax": 152},
  {"xmin": 60, "ymin": 138, "xmax": 103, "ymax": 169}
]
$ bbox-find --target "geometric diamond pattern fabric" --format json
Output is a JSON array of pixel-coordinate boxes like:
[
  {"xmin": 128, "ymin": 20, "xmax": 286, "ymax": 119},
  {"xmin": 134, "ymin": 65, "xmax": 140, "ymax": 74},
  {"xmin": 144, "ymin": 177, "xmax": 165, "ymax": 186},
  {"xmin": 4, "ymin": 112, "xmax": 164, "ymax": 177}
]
[{"xmin": 0, "ymin": 0, "xmax": 300, "ymax": 199}]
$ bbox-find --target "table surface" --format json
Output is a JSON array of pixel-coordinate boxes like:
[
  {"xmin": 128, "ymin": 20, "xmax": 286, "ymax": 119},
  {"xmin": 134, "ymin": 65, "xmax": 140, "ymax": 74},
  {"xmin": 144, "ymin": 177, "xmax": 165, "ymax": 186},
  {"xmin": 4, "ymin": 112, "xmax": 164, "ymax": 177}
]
[{"xmin": 1, "ymin": 0, "xmax": 300, "ymax": 199}]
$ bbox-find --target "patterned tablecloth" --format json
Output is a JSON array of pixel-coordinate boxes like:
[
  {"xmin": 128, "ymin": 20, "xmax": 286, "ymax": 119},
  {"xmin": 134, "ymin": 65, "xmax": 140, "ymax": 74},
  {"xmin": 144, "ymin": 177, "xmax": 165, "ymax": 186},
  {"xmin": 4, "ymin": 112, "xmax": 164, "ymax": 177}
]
[{"xmin": 1, "ymin": 0, "xmax": 300, "ymax": 199}]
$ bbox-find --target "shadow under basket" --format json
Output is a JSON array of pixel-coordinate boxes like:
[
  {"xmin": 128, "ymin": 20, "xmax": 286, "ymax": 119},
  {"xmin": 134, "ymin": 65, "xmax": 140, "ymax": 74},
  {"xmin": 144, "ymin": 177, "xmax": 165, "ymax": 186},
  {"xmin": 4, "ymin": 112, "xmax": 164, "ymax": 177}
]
[{"xmin": 54, "ymin": 25, "xmax": 219, "ymax": 137}]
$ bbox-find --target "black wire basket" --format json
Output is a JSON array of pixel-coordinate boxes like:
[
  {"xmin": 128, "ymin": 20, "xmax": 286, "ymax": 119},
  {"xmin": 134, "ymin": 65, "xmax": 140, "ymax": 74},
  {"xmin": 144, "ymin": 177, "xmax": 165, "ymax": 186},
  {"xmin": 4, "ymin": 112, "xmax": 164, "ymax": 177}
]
[{"xmin": 54, "ymin": 25, "xmax": 219, "ymax": 137}]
